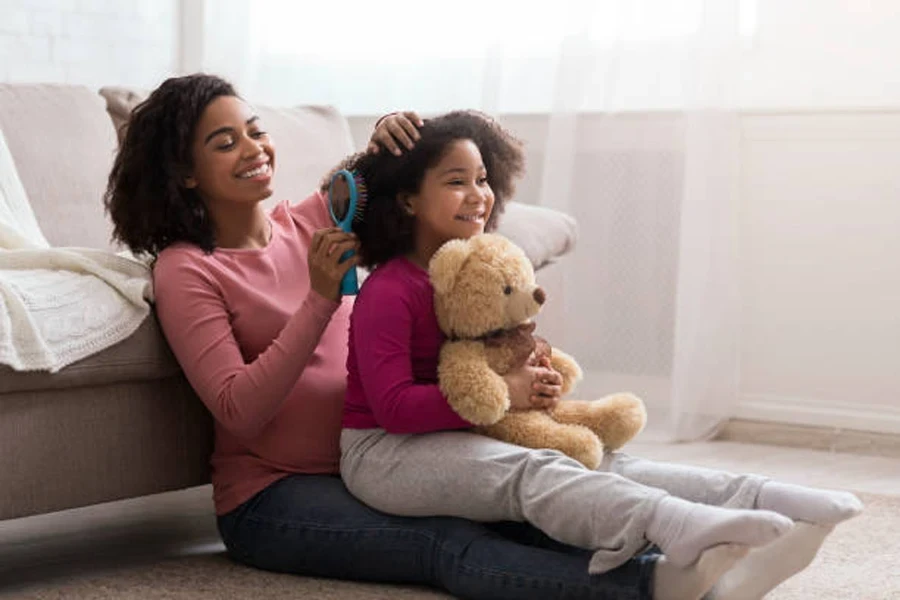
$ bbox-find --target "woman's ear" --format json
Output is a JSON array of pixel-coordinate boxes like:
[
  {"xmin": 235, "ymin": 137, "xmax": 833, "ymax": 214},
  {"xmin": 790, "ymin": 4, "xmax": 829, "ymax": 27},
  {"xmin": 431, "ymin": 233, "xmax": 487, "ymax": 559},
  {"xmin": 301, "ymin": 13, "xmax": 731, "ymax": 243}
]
[{"xmin": 184, "ymin": 175, "xmax": 197, "ymax": 189}]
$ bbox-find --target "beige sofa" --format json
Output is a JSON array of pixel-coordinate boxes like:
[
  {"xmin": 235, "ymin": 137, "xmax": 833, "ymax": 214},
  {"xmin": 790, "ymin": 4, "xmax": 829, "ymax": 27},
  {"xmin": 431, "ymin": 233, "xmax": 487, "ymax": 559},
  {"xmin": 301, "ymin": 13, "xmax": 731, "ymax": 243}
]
[{"xmin": 0, "ymin": 83, "xmax": 577, "ymax": 522}]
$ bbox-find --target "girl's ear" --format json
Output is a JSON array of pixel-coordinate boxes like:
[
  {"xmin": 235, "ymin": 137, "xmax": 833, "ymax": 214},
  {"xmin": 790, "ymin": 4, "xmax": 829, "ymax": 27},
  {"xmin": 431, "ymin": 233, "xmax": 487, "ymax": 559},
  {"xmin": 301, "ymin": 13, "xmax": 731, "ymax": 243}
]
[
  {"xmin": 397, "ymin": 192, "xmax": 415, "ymax": 216},
  {"xmin": 184, "ymin": 175, "xmax": 197, "ymax": 189}
]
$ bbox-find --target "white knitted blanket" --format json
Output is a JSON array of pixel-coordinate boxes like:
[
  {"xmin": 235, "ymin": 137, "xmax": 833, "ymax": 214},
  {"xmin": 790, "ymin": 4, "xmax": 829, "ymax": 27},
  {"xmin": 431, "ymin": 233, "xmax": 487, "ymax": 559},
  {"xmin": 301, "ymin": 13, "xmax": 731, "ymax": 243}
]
[{"xmin": 0, "ymin": 129, "xmax": 152, "ymax": 373}]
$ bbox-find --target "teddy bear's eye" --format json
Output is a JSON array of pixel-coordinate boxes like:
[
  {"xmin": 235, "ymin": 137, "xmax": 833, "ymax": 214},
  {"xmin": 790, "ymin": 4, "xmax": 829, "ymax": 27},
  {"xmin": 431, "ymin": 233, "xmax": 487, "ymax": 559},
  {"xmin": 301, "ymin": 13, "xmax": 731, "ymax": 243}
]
[{"xmin": 503, "ymin": 285, "xmax": 513, "ymax": 295}]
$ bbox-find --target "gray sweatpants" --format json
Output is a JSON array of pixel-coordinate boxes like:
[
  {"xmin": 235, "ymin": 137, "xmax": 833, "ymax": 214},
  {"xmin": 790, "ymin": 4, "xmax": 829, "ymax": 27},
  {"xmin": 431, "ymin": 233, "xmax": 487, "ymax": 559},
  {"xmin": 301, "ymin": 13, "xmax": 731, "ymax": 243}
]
[{"xmin": 340, "ymin": 428, "xmax": 768, "ymax": 574}]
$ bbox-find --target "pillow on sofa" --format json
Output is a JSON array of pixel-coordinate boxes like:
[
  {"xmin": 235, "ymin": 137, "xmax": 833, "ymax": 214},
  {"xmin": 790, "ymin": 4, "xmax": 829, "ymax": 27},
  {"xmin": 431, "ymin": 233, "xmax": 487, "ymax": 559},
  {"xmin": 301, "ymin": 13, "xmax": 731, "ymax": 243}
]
[
  {"xmin": 496, "ymin": 202, "xmax": 578, "ymax": 269},
  {"xmin": 0, "ymin": 128, "xmax": 50, "ymax": 248},
  {"xmin": 100, "ymin": 86, "xmax": 147, "ymax": 143},
  {"xmin": 0, "ymin": 84, "xmax": 119, "ymax": 249}
]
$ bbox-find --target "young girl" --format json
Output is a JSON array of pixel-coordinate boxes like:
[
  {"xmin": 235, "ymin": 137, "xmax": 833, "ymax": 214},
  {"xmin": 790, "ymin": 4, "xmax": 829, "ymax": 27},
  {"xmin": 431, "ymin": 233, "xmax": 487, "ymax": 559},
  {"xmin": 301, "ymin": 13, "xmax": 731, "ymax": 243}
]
[
  {"xmin": 107, "ymin": 73, "xmax": 742, "ymax": 600},
  {"xmin": 339, "ymin": 110, "xmax": 863, "ymax": 599}
]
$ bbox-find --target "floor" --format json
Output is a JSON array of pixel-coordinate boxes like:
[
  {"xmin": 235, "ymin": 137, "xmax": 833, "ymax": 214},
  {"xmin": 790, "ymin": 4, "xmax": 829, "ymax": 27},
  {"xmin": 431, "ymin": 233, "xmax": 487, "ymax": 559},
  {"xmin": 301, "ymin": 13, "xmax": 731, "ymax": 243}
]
[
  {"xmin": 626, "ymin": 439, "xmax": 900, "ymax": 496},
  {"xmin": 1, "ymin": 439, "xmax": 898, "ymax": 593}
]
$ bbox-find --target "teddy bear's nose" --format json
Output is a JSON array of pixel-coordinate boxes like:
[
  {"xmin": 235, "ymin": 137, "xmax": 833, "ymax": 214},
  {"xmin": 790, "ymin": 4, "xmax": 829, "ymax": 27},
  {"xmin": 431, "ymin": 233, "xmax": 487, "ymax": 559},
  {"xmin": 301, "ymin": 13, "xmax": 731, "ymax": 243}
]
[{"xmin": 533, "ymin": 287, "xmax": 546, "ymax": 305}]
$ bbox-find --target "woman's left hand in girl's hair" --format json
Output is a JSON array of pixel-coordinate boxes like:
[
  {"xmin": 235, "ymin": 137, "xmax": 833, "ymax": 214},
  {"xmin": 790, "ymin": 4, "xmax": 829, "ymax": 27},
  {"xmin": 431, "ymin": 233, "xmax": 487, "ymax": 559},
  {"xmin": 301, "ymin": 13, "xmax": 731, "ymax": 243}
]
[{"xmin": 368, "ymin": 111, "xmax": 424, "ymax": 156}]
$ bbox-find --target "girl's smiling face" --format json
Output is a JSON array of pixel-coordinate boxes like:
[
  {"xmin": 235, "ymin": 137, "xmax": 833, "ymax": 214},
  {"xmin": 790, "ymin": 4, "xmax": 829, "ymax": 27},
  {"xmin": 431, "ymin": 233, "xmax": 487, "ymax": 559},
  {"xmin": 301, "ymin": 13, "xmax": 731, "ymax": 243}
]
[{"xmin": 405, "ymin": 138, "xmax": 495, "ymax": 256}]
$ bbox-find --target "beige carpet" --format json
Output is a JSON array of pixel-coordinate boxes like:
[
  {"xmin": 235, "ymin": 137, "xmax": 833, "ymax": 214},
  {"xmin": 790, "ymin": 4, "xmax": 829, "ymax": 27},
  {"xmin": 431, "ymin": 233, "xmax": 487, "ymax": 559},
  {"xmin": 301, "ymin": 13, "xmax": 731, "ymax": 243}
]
[{"xmin": 1, "ymin": 492, "xmax": 896, "ymax": 600}]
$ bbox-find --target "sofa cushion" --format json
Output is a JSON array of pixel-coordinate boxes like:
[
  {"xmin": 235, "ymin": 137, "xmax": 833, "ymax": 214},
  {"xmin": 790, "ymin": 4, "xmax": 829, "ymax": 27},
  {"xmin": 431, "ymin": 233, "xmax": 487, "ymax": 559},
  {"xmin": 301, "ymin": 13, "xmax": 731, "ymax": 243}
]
[
  {"xmin": 0, "ymin": 84, "xmax": 118, "ymax": 250},
  {"xmin": 0, "ymin": 316, "xmax": 181, "ymax": 395}
]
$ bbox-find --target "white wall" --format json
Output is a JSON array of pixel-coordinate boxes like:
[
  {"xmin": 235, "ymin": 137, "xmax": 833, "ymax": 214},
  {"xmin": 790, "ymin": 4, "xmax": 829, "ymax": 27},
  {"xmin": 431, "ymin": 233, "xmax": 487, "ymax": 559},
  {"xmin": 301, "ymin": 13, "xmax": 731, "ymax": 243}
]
[
  {"xmin": 737, "ymin": 112, "xmax": 900, "ymax": 434},
  {"xmin": 742, "ymin": 0, "xmax": 900, "ymax": 110},
  {"xmin": 0, "ymin": 0, "xmax": 178, "ymax": 89}
]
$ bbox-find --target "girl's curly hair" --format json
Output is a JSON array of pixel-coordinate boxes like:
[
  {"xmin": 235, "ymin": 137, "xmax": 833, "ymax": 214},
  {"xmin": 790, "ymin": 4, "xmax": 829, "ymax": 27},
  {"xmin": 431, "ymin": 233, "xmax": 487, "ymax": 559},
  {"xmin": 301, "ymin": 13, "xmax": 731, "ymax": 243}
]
[
  {"xmin": 104, "ymin": 73, "xmax": 237, "ymax": 256},
  {"xmin": 322, "ymin": 110, "xmax": 525, "ymax": 269}
]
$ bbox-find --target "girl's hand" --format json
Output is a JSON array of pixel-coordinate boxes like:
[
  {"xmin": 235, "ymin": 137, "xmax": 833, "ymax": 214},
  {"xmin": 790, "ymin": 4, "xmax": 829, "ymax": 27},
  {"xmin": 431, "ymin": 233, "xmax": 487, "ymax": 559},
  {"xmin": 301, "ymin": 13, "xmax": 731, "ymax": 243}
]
[
  {"xmin": 504, "ymin": 364, "xmax": 563, "ymax": 412},
  {"xmin": 368, "ymin": 111, "xmax": 424, "ymax": 155},
  {"xmin": 308, "ymin": 228, "xmax": 360, "ymax": 302}
]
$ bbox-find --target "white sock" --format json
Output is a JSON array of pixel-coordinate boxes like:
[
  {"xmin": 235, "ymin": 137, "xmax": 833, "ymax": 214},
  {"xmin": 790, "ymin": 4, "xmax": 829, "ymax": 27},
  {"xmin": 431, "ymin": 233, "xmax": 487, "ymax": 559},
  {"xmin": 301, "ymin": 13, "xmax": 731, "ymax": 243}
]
[
  {"xmin": 756, "ymin": 481, "xmax": 863, "ymax": 525},
  {"xmin": 653, "ymin": 544, "xmax": 749, "ymax": 600},
  {"xmin": 647, "ymin": 496, "xmax": 792, "ymax": 568},
  {"xmin": 706, "ymin": 522, "xmax": 834, "ymax": 600}
]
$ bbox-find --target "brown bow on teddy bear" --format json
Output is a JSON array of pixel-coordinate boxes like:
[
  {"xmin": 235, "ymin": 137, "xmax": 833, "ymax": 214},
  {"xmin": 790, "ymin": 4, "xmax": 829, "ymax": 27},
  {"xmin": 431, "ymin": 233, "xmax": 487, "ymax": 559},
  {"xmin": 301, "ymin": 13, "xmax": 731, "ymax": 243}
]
[
  {"xmin": 468, "ymin": 321, "xmax": 545, "ymax": 367},
  {"xmin": 430, "ymin": 233, "xmax": 647, "ymax": 470}
]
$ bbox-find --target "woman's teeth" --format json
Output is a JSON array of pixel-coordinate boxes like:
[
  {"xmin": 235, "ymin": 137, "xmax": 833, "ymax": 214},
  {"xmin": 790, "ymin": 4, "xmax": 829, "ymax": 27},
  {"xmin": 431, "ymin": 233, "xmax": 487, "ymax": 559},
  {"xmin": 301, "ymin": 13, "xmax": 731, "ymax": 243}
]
[
  {"xmin": 456, "ymin": 214, "xmax": 483, "ymax": 222},
  {"xmin": 238, "ymin": 164, "xmax": 269, "ymax": 179}
]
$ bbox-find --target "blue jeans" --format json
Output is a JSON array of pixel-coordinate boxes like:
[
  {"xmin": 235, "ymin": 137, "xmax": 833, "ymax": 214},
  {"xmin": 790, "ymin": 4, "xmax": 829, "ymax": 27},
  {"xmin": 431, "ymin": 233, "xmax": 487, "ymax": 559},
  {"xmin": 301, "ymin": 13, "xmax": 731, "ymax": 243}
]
[{"xmin": 217, "ymin": 474, "xmax": 659, "ymax": 600}]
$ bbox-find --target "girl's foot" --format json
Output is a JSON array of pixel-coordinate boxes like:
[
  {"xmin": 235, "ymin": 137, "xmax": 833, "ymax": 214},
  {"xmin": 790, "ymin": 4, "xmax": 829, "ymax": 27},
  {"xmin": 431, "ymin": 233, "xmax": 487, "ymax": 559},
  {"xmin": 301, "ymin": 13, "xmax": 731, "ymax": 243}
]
[
  {"xmin": 646, "ymin": 496, "xmax": 792, "ymax": 567},
  {"xmin": 756, "ymin": 481, "xmax": 863, "ymax": 525}
]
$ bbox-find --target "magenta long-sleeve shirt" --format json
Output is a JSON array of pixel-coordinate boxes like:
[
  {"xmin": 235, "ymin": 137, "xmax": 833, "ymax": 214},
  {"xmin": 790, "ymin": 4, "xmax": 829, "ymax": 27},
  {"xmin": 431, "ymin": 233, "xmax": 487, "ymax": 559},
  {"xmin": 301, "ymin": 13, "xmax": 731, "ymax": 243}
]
[
  {"xmin": 153, "ymin": 192, "xmax": 352, "ymax": 516},
  {"xmin": 343, "ymin": 257, "xmax": 473, "ymax": 433}
]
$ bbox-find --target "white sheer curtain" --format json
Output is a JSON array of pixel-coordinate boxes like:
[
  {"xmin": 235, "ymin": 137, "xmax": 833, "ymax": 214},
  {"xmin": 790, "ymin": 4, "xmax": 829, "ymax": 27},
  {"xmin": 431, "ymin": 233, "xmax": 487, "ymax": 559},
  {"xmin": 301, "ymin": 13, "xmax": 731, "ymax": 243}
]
[{"xmin": 198, "ymin": 0, "xmax": 749, "ymax": 441}]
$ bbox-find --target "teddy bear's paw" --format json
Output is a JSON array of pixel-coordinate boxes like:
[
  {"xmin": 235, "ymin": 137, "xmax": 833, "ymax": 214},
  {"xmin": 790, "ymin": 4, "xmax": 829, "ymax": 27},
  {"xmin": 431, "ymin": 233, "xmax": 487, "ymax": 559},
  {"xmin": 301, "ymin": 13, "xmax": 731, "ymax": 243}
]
[
  {"xmin": 439, "ymin": 342, "xmax": 511, "ymax": 425},
  {"xmin": 554, "ymin": 425, "xmax": 604, "ymax": 469},
  {"xmin": 548, "ymin": 348, "xmax": 583, "ymax": 395},
  {"xmin": 442, "ymin": 386, "xmax": 510, "ymax": 425},
  {"xmin": 550, "ymin": 394, "xmax": 647, "ymax": 452},
  {"xmin": 479, "ymin": 413, "xmax": 603, "ymax": 469},
  {"xmin": 439, "ymin": 374, "xmax": 510, "ymax": 425},
  {"xmin": 593, "ymin": 393, "xmax": 647, "ymax": 450}
]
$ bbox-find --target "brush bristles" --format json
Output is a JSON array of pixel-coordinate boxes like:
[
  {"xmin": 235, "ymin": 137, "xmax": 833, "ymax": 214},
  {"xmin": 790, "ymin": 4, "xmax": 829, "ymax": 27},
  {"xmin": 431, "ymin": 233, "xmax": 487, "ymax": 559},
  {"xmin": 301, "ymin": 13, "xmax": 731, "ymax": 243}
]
[{"xmin": 352, "ymin": 171, "xmax": 368, "ymax": 224}]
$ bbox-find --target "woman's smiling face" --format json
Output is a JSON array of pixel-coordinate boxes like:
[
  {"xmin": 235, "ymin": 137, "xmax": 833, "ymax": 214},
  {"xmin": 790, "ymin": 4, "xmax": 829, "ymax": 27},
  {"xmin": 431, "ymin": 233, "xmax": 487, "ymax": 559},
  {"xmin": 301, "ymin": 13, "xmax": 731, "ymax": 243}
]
[{"xmin": 186, "ymin": 95, "xmax": 276, "ymax": 208}]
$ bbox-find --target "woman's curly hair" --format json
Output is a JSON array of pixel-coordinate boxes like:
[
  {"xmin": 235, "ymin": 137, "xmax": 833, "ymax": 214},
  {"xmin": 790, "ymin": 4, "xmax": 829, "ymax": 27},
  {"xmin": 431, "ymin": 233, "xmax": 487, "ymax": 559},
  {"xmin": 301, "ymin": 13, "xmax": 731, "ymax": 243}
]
[
  {"xmin": 322, "ymin": 110, "xmax": 525, "ymax": 269},
  {"xmin": 104, "ymin": 74, "xmax": 237, "ymax": 257}
]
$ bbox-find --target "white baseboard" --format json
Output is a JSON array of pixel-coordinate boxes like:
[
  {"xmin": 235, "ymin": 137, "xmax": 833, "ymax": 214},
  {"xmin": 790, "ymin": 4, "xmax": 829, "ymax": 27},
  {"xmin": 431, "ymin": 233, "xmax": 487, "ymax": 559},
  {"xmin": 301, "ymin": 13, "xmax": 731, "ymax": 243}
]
[
  {"xmin": 737, "ymin": 393, "xmax": 900, "ymax": 436},
  {"xmin": 577, "ymin": 370, "xmax": 900, "ymax": 436}
]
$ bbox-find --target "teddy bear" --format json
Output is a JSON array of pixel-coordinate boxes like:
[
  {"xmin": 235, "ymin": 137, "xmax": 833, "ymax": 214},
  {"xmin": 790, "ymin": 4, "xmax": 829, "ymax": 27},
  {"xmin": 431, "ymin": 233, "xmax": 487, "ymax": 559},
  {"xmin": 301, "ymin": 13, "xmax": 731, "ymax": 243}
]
[{"xmin": 429, "ymin": 233, "xmax": 647, "ymax": 469}]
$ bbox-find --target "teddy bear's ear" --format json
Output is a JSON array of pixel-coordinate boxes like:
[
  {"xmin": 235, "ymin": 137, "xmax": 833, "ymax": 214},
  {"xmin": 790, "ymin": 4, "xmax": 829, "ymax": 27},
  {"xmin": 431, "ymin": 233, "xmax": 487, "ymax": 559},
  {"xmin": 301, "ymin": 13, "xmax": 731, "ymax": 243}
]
[{"xmin": 429, "ymin": 239, "xmax": 474, "ymax": 295}]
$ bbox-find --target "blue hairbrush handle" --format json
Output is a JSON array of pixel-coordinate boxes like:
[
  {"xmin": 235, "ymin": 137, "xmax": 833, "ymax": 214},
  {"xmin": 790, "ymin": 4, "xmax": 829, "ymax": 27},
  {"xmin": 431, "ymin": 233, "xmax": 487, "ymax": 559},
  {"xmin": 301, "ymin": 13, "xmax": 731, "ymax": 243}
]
[
  {"xmin": 328, "ymin": 169, "xmax": 359, "ymax": 296},
  {"xmin": 339, "ymin": 259, "xmax": 359, "ymax": 295}
]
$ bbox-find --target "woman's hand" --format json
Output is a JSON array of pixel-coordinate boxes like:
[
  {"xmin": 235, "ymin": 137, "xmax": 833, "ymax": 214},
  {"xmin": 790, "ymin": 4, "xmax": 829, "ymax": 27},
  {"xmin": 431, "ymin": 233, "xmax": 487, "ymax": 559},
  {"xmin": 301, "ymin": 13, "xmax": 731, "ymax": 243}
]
[
  {"xmin": 503, "ymin": 363, "xmax": 563, "ymax": 412},
  {"xmin": 308, "ymin": 227, "xmax": 360, "ymax": 302},
  {"xmin": 368, "ymin": 111, "xmax": 424, "ymax": 155}
]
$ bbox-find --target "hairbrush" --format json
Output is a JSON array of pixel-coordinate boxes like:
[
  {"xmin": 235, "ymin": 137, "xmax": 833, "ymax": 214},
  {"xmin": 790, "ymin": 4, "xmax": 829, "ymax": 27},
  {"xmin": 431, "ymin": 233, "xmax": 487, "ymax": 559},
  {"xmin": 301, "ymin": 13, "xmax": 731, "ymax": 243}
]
[{"xmin": 327, "ymin": 168, "xmax": 367, "ymax": 296}]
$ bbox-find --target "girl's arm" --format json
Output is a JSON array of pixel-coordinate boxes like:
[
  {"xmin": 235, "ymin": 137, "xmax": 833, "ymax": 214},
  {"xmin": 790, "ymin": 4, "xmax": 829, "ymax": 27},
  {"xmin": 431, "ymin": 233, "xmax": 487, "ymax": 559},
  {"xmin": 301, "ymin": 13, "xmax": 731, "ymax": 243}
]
[
  {"xmin": 352, "ymin": 283, "xmax": 472, "ymax": 434},
  {"xmin": 153, "ymin": 254, "xmax": 339, "ymax": 440}
]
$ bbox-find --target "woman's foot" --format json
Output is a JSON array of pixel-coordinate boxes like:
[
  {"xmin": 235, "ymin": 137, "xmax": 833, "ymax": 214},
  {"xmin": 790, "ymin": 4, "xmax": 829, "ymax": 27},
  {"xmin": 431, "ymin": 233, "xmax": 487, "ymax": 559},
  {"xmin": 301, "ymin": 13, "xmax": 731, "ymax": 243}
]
[
  {"xmin": 653, "ymin": 544, "xmax": 749, "ymax": 600},
  {"xmin": 706, "ymin": 522, "xmax": 834, "ymax": 600}
]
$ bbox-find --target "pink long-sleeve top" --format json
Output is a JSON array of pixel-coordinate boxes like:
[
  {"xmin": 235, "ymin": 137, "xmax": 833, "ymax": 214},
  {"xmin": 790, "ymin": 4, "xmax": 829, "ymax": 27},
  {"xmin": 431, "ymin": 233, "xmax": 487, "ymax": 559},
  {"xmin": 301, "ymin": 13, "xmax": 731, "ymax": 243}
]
[
  {"xmin": 153, "ymin": 192, "xmax": 352, "ymax": 516},
  {"xmin": 342, "ymin": 256, "xmax": 473, "ymax": 433}
]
